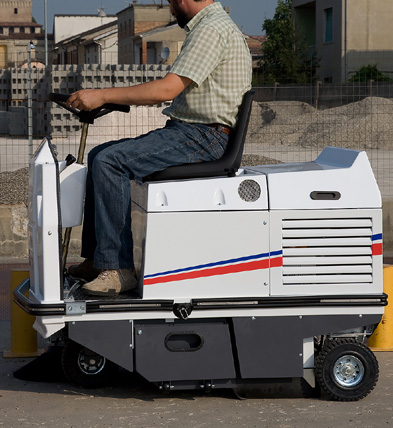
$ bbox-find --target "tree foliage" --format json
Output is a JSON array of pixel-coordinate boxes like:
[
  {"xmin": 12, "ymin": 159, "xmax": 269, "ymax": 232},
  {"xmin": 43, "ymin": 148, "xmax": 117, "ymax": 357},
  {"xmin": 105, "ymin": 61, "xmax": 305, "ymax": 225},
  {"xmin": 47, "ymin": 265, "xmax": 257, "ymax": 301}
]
[
  {"xmin": 348, "ymin": 64, "xmax": 392, "ymax": 83},
  {"xmin": 254, "ymin": 0, "xmax": 319, "ymax": 85}
]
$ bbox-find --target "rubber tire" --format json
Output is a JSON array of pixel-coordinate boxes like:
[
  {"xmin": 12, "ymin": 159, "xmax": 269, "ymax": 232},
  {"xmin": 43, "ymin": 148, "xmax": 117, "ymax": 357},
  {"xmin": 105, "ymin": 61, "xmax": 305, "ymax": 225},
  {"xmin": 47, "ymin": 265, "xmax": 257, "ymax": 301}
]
[
  {"xmin": 315, "ymin": 338, "xmax": 379, "ymax": 401},
  {"xmin": 61, "ymin": 339, "xmax": 118, "ymax": 389}
]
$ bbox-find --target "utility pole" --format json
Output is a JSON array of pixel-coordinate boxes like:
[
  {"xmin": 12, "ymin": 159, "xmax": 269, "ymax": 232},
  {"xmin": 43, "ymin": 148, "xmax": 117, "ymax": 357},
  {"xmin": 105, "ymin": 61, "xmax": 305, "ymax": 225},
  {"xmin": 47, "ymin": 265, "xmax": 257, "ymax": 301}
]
[
  {"xmin": 44, "ymin": 0, "xmax": 48, "ymax": 67},
  {"xmin": 27, "ymin": 41, "xmax": 35, "ymax": 157}
]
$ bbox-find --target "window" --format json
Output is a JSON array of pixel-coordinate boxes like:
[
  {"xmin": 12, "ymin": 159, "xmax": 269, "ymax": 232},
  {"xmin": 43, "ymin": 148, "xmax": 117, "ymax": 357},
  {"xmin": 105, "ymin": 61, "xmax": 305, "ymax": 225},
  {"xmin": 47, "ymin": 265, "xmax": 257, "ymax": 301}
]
[
  {"xmin": 14, "ymin": 8, "xmax": 18, "ymax": 14},
  {"xmin": 324, "ymin": 7, "xmax": 333, "ymax": 43}
]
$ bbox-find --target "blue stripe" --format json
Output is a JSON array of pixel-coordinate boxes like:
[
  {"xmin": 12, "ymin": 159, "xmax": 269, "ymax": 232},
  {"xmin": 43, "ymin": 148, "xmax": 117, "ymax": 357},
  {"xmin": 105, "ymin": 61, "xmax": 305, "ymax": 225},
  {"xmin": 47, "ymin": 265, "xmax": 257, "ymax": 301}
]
[
  {"xmin": 372, "ymin": 233, "xmax": 383, "ymax": 241},
  {"xmin": 144, "ymin": 251, "xmax": 281, "ymax": 280}
]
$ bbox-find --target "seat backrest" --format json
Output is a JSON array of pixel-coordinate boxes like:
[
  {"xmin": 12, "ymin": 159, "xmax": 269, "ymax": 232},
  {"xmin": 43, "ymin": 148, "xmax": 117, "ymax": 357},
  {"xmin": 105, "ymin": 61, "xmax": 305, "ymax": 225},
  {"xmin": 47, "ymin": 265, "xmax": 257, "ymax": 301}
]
[{"xmin": 144, "ymin": 89, "xmax": 255, "ymax": 182}]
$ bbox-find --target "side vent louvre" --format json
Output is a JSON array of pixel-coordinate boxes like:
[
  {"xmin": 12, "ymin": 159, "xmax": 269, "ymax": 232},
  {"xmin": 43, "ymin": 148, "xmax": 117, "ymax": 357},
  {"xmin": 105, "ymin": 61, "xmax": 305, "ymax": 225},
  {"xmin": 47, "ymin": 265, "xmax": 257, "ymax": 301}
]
[{"xmin": 282, "ymin": 218, "xmax": 373, "ymax": 286}]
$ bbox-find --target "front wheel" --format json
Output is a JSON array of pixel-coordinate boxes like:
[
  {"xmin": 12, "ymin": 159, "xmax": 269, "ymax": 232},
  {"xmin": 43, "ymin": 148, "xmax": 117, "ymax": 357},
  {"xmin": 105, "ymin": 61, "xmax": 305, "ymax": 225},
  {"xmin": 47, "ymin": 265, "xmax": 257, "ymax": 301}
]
[
  {"xmin": 61, "ymin": 339, "xmax": 118, "ymax": 388},
  {"xmin": 315, "ymin": 338, "xmax": 379, "ymax": 401}
]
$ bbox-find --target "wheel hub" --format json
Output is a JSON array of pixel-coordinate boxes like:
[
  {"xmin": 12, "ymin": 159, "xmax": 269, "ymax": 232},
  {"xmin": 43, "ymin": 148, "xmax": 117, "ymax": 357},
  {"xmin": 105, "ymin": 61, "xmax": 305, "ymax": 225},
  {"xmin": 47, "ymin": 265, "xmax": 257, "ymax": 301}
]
[
  {"xmin": 77, "ymin": 350, "xmax": 106, "ymax": 375},
  {"xmin": 333, "ymin": 355, "xmax": 364, "ymax": 387}
]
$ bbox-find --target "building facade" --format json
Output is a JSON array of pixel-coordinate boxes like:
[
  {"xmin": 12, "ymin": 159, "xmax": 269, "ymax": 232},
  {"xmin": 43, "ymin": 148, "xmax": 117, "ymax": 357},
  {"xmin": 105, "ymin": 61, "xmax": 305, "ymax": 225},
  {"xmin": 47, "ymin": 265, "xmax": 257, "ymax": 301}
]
[
  {"xmin": 293, "ymin": 0, "xmax": 393, "ymax": 83},
  {"xmin": 117, "ymin": 4, "xmax": 175, "ymax": 64},
  {"xmin": 132, "ymin": 23, "xmax": 185, "ymax": 65},
  {"xmin": 54, "ymin": 20, "xmax": 118, "ymax": 65},
  {"xmin": 0, "ymin": 0, "xmax": 45, "ymax": 68},
  {"xmin": 0, "ymin": 0, "xmax": 32, "ymax": 22},
  {"xmin": 53, "ymin": 14, "xmax": 117, "ymax": 45}
]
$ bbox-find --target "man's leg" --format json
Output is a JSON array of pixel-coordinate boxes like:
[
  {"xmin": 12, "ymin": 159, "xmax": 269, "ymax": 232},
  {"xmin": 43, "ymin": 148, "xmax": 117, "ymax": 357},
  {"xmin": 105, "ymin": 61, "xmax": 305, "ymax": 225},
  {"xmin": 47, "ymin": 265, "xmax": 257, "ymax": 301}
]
[
  {"xmin": 68, "ymin": 139, "xmax": 129, "ymax": 282},
  {"xmin": 76, "ymin": 120, "xmax": 229, "ymax": 294}
]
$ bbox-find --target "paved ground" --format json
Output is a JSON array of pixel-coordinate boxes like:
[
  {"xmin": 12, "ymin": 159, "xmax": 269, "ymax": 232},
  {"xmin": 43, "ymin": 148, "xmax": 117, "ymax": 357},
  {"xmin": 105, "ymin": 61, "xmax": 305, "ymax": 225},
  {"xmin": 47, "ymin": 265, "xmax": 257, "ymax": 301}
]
[{"xmin": 1, "ymin": 265, "xmax": 393, "ymax": 427}]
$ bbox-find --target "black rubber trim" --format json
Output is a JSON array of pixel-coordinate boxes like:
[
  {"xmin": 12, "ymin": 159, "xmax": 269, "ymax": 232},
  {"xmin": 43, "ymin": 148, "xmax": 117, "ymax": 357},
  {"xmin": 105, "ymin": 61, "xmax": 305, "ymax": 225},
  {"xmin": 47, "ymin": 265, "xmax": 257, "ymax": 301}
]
[
  {"xmin": 191, "ymin": 294, "xmax": 388, "ymax": 310},
  {"xmin": 13, "ymin": 279, "xmax": 66, "ymax": 316},
  {"xmin": 86, "ymin": 300, "xmax": 174, "ymax": 313},
  {"xmin": 13, "ymin": 279, "xmax": 174, "ymax": 316},
  {"xmin": 50, "ymin": 139, "xmax": 64, "ymax": 300},
  {"xmin": 14, "ymin": 279, "xmax": 387, "ymax": 316}
]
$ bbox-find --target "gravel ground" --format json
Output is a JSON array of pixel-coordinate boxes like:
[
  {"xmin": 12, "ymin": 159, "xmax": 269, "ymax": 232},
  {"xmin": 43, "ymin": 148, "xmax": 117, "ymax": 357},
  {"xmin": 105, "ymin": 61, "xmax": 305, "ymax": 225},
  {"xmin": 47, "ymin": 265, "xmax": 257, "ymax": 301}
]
[
  {"xmin": 0, "ymin": 167, "xmax": 28, "ymax": 205},
  {"xmin": 247, "ymin": 96, "xmax": 393, "ymax": 150}
]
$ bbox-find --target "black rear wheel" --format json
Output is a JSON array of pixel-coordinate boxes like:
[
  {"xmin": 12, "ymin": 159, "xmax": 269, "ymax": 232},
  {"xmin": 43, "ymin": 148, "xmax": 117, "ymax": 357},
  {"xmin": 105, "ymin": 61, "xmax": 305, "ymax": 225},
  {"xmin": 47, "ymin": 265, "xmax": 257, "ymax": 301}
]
[
  {"xmin": 61, "ymin": 339, "xmax": 118, "ymax": 388},
  {"xmin": 315, "ymin": 338, "xmax": 379, "ymax": 401}
]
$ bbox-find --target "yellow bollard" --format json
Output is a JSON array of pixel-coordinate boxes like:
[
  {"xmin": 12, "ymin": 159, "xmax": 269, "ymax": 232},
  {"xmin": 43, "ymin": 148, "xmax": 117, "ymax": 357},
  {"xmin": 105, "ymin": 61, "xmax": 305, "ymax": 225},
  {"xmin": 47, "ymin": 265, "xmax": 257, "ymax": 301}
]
[
  {"xmin": 3, "ymin": 269, "xmax": 42, "ymax": 358},
  {"xmin": 369, "ymin": 265, "xmax": 393, "ymax": 351}
]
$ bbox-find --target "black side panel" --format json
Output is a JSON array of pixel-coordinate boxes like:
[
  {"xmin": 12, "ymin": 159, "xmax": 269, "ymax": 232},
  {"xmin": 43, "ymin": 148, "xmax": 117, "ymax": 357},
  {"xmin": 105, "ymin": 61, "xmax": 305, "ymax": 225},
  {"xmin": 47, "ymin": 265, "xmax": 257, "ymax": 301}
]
[
  {"xmin": 69, "ymin": 320, "xmax": 134, "ymax": 372},
  {"xmin": 232, "ymin": 314, "xmax": 382, "ymax": 379},
  {"xmin": 134, "ymin": 320, "xmax": 236, "ymax": 382}
]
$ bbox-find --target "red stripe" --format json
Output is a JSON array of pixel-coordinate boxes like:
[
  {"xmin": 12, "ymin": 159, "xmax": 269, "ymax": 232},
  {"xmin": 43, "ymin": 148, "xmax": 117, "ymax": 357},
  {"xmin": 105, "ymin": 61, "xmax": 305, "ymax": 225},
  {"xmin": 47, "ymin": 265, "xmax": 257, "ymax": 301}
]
[
  {"xmin": 144, "ymin": 259, "xmax": 270, "ymax": 286},
  {"xmin": 372, "ymin": 243, "xmax": 383, "ymax": 256},
  {"xmin": 270, "ymin": 256, "xmax": 283, "ymax": 268}
]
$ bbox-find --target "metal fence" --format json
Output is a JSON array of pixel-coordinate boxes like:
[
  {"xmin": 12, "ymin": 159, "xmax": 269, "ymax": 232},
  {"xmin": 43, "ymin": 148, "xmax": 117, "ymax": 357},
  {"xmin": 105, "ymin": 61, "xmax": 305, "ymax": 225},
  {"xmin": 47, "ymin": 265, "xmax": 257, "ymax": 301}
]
[{"xmin": 0, "ymin": 69, "xmax": 393, "ymax": 250}]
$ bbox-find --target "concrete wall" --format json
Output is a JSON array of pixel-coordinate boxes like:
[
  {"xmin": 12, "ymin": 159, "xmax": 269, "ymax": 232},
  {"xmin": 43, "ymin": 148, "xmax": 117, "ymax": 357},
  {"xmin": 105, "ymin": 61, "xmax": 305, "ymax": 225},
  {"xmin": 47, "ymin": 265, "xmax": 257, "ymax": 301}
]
[
  {"xmin": 293, "ymin": 0, "xmax": 393, "ymax": 83},
  {"xmin": 0, "ymin": 204, "xmax": 83, "ymax": 260},
  {"xmin": 346, "ymin": 0, "xmax": 393, "ymax": 78},
  {"xmin": 0, "ymin": 205, "xmax": 28, "ymax": 259},
  {"xmin": 0, "ymin": 63, "xmax": 171, "ymax": 138},
  {"xmin": 48, "ymin": 63, "xmax": 171, "ymax": 138},
  {"xmin": 347, "ymin": 0, "xmax": 392, "ymax": 51}
]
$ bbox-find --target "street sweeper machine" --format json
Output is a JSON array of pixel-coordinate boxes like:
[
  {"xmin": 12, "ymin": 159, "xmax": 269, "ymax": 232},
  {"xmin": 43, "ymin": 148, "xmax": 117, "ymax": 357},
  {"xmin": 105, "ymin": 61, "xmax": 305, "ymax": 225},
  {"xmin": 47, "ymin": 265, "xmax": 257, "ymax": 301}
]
[{"xmin": 14, "ymin": 91, "xmax": 386, "ymax": 401}]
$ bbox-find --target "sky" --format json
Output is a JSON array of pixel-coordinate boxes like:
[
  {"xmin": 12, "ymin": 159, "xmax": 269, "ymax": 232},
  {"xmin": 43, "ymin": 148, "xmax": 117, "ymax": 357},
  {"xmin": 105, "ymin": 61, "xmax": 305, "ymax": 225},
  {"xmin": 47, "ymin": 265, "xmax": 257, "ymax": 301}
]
[{"xmin": 32, "ymin": 0, "xmax": 278, "ymax": 36}]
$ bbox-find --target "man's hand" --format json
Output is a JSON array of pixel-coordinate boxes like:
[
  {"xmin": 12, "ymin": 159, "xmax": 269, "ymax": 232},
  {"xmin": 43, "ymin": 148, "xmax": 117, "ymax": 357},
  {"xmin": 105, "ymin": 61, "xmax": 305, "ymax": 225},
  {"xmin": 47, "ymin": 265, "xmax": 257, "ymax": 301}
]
[{"xmin": 66, "ymin": 89, "xmax": 106, "ymax": 111}]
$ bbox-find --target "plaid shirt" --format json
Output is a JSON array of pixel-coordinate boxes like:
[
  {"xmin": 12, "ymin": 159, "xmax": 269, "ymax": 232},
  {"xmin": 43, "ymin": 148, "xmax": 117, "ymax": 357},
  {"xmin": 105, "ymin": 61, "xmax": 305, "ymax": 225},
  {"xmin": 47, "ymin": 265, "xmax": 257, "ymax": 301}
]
[{"xmin": 163, "ymin": 2, "xmax": 252, "ymax": 128}]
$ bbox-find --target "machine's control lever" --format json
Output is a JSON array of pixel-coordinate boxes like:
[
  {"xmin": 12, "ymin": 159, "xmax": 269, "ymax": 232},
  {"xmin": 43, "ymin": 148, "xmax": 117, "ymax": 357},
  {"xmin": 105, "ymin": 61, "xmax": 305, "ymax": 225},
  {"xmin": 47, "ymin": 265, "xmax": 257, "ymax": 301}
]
[{"xmin": 65, "ymin": 154, "xmax": 76, "ymax": 166}]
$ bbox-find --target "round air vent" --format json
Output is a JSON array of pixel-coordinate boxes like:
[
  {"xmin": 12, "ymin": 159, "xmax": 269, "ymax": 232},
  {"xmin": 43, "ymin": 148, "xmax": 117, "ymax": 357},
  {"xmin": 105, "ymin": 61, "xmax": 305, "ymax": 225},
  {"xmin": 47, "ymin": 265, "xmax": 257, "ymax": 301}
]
[{"xmin": 238, "ymin": 180, "xmax": 261, "ymax": 202}]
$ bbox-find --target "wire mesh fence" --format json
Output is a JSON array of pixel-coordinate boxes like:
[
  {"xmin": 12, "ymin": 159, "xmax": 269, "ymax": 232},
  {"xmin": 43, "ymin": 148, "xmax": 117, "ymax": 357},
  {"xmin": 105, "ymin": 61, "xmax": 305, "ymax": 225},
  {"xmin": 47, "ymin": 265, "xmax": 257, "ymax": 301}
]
[{"xmin": 0, "ymin": 71, "xmax": 392, "ymax": 239}]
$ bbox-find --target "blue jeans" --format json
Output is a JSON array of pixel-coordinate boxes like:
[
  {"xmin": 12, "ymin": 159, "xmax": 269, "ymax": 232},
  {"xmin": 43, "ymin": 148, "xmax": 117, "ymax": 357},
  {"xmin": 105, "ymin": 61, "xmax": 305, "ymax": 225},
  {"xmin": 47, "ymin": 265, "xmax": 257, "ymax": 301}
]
[{"xmin": 80, "ymin": 120, "xmax": 229, "ymax": 270}]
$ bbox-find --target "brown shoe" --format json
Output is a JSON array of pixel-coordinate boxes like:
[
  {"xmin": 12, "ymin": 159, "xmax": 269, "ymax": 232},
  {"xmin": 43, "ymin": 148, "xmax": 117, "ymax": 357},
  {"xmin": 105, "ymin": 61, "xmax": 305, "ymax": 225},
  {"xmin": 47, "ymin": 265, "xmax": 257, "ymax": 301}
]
[
  {"xmin": 68, "ymin": 259, "xmax": 101, "ymax": 282},
  {"xmin": 82, "ymin": 269, "xmax": 138, "ymax": 296}
]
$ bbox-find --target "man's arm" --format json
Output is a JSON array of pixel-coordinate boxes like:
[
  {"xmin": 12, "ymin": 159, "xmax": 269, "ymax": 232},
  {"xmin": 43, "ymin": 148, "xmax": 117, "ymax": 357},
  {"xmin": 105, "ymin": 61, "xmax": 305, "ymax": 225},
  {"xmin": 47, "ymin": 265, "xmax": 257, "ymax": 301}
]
[{"xmin": 66, "ymin": 73, "xmax": 192, "ymax": 111}]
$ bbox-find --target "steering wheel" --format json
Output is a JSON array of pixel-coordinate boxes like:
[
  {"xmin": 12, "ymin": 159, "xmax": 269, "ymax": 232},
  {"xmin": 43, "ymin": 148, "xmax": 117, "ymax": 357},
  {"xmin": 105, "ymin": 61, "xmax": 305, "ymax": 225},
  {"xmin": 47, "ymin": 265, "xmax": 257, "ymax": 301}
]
[{"xmin": 49, "ymin": 93, "xmax": 131, "ymax": 124}]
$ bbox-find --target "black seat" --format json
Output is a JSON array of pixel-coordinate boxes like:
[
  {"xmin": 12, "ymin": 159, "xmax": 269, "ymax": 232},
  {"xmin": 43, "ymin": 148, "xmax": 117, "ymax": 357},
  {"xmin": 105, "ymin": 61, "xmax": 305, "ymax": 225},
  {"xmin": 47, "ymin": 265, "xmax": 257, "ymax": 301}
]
[{"xmin": 143, "ymin": 90, "xmax": 255, "ymax": 182}]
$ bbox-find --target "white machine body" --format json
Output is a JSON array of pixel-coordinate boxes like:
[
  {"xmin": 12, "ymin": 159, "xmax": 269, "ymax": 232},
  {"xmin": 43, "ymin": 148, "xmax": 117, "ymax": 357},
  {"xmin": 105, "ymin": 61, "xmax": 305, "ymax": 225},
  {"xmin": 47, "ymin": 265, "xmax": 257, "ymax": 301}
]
[
  {"xmin": 133, "ymin": 146, "xmax": 382, "ymax": 301},
  {"xmin": 28, "ymin": 143, "xmax": 383, "ymax": 305},
  {"xmin": 28, "ymin": 138, "xmax": 87, "ymax": 305},
  {"xmin": 25, "ymin": 143, "xmax": 384, "ymax": 341}
]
